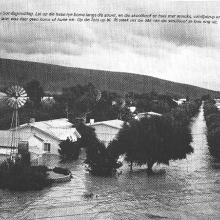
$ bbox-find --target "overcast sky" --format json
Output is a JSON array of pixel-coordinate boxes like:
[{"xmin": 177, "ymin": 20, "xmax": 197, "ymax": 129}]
[{"xmin": 0, "ymin": 0, "xmax": 220, "ymax": 91}]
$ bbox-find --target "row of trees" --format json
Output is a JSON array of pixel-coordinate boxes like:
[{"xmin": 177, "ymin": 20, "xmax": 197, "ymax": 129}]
[
  {"xmin": 60, "ymin": 84, "xmax": 179, "ymax": 122},
  {"xmin": 204, "ymin": 100, "xmax": 220, "ymax": 160},
  {"xmin": 107, "ymin": 100, "xmax": 201, "ymax": 173},
  {"xmin": 0, "ymin": 80, "xmax": 182, "ymax": 130}
]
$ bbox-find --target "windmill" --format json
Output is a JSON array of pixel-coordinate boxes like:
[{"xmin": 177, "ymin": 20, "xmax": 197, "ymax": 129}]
[
  {"xmin": 4, "ymin": 85, "xmax": 28, "ymax": 157},
  {"xmin": 82, "ymin": 89, "xmax": 102, "ymax": 122},
  {"xmin": 94, "ymin": 89, "xmax": 102, "ymax": 102},
  {"xmin": 74, "ymin": 88, "xmax": 102, "ymax": 123}
]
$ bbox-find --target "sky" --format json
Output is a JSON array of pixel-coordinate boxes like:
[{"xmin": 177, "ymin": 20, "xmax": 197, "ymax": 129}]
[{"xmin": 0, "ymin": 0, "xmax": 220, "ymax": 91}]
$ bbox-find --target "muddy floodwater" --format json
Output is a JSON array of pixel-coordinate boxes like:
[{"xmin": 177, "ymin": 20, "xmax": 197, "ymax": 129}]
[{"xmin": 0, "ymin": 105, "xmax": 220, "ymax": 220}]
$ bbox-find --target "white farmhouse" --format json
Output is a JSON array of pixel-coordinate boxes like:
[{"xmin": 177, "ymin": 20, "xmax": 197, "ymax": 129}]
[
  {"xmin": 87, "ymin": 119, "xmax": 124, "ymax": 147},
  {"xmin": 0, "ymin": 118, "xmax": 81, "ymax": 156}
]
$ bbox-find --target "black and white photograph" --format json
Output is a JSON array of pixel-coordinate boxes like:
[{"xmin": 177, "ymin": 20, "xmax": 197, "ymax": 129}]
[{"xmin": 0, "ymin": 0, "xmax": 220, "ymax": 219}]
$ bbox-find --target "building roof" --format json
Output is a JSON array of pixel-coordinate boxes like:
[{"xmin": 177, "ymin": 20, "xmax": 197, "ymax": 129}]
[
  {"xmin": 146, "ymin": 111, "xmax": 162, "ymax": 116},
  {"xmin": 20, "ymin": 118, "xmax": 73, "ymax": 129},
  {"xmin": 88, "ymin": 119, "xmax": 124, "ymax": 129},
  {"xmin": 172, "ymin": 98, "xmax": 187, "ymax": 105},
  {"xmin": 33, "ymin": 134, "xmax": 44, "ymax": 142},
  {"xmin": 134, "ymin": 111, "xmax": 162, "ymax": 120},
  {"xmin": 18, "ymin": 118, "xmax": 81, "ymax": 141},
  {"xmin": 48, "ymin": 127, "xmax": 81, "ymax": 141}
]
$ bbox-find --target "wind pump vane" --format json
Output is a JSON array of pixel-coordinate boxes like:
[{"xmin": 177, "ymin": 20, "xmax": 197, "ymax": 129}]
[{"xmin": 3, "ymin": 85, "xmax": 28, "ymax": 157}]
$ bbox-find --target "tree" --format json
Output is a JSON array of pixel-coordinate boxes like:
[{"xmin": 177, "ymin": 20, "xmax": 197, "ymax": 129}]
[
  {"xmin": 72, "ymin": 122, "xmax": 103, "ymax": 163},
  {"xmin": 204, "ymin": 100, "xmax": 220, "ymax": 160},
  {"xmin": 58, "ymin": 138, "xmax": 80, "ymax": 160},
  {"xmin": 201, "ymin": 94, "xmax": 211, "ymax": 101},
  {"xmin": 207, "ymin": 127, "xmax": 220, "ymax": 159},
  {"xmin": 74, "ymin": 122, "xmax": 121, "ymax": 176},
  {"xmin": 0, "ymin": 158, "xmax": 50, "ymax": 191},
  {"xmin": 74, "ymin": 122, "xmax": 97, "ymax": 148},
  {"xmin": 110, "ymin": 115, "xmax": 193, "ymax": 173},
  {"xmin": 60, "ymin": 83, "xmax": 100, "ymax": 119},
  {"xmin": 25, "ymin": 80, "xmax": 44, "ymax": 107}
]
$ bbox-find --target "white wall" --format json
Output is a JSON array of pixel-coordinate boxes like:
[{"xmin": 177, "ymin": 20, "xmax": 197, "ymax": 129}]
[
  {"xmin": 18, "ymin": 127, "xmax": 61, "ymax": 155},
  {"xmin": 28, "ymin": 136, "xmax": 44, "ymax": 155},
  {"xmin": 90, "ymin": 124, "xmax": 120, "ymax": 147},
  {"xmin": 0, "ymin": 125, "xmax": 79, "ymax": 156}
]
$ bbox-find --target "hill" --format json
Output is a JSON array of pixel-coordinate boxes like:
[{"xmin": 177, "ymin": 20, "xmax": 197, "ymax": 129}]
[{"xmin": 0, "ymin": 58, "xmax": 219, "ymax": 98}]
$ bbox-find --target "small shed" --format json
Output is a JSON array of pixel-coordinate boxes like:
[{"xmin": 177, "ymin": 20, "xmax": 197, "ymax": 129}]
[{"xmin": 87, "ymin": 119, "xmax": 124, "ymax": 147}]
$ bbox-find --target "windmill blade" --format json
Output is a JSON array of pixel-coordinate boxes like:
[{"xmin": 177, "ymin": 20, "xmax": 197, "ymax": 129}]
[
  {"xmin": 7, "ymin": 97, "xmax": 16, "ymax": 106},
  {"xmin": 17, "ymin": 101, "xmax": 24, "ymax": 108},
  {"xmin": 95, "ymin": 89, "xmax": 102, "ymax": 102},
  {"xmin": 17, "ymin": 98, "xmax": 27, "ymax": 107},
  {"xmin": 7, "ymin": 98, "xmax": 17, "ymax": 109},
  {"xmin": 18, "ymin": 97, "xmax": 28, "ymax": 105},
  {"xmin": 19, "ymin": 89, "xmax": 27, "ymax": 97}
]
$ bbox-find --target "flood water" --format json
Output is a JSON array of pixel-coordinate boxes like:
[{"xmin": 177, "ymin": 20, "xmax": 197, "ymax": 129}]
[{"xmin": 0, "ymin": 105, "xmax": 220, "ymax": 220}]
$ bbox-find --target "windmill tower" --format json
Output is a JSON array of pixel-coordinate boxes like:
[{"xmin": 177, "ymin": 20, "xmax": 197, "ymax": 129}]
[{"xmin": 5, "ymin": 85, "xmax": 28, "ymax": 157}]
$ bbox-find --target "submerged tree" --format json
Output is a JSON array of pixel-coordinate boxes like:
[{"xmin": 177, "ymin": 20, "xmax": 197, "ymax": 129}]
[
  {"xmin": 204, "ymin": 100, "xmax": 220, "ymax": 160},
  {"xmin": 0, "ymin": 158, "xmax": 49, "ymax": 191},
  {"xmin": 110, "ymin": 115, "xmax": 193, "ymax": 173},
  {"xmin": 58, "ymin": 138, "xmax": 81, "ymax": 161},
  {"xmin": 207, "ymin": 127, "xmax": 220, "ymax": 160},
  {"xmin": 75, "ymin": 122, "xmax": 121, "ymax": 176}
]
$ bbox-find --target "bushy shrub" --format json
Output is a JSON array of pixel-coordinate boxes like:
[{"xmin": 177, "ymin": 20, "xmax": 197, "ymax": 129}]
[
  {"xmin": 31, "ymin": 165, "xmax": 48, "ymax": 173},
  {"xmin": 17, "ymin": 151, "xmax": 31, "ymax": 167},
  {"xmin": 85, "ymin": 140, "xmax": 122, "ymax": 176},
  {"xmin": 0, "ymin": 159, "xmax": 50, "ymax": 191},
  {"xmin": 58, "ymin": 138, "xmax": 81, "ymax": 161}
]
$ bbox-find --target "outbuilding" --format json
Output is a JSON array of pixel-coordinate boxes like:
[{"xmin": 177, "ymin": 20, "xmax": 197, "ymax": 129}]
[
  {"xmin": 87, "ymin": 119, "xmax": 124, "ymax": 147},
  {"xmin": 0, "ymin": 118, "xmax": 81, "ymax": 156}
]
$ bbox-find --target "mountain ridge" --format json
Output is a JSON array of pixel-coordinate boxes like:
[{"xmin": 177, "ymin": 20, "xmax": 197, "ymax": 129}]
[{"xmin": 0, "ymin": 58, "xmax": 219, "ymax": 98}]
